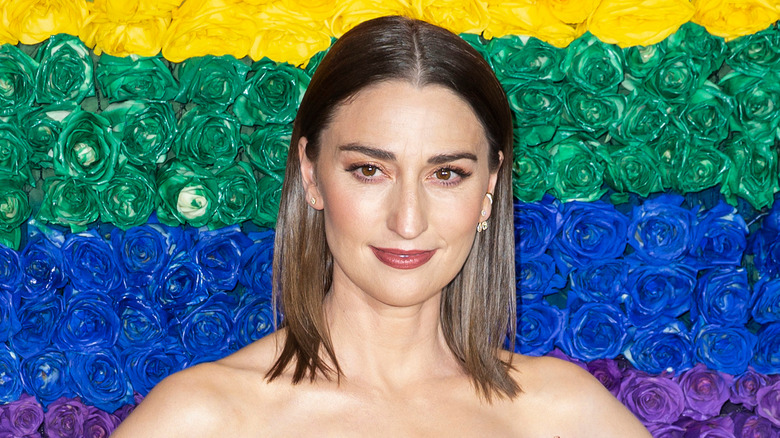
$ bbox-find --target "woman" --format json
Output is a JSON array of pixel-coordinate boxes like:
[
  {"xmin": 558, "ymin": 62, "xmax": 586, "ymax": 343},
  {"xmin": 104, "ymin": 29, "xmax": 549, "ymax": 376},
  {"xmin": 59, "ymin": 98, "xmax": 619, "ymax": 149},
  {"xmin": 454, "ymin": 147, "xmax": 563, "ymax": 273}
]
[{"xmin": 113, "ymin": 16, "xmax": 650, "ymax": 437}]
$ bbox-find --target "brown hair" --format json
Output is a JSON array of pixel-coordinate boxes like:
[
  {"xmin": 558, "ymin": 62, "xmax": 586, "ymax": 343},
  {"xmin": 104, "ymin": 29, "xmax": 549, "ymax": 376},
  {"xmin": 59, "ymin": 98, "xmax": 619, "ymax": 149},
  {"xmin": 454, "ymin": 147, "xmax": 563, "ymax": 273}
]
[{"xmin": 267, "ymin": 15, "xmax": 518, "ymax": 400}]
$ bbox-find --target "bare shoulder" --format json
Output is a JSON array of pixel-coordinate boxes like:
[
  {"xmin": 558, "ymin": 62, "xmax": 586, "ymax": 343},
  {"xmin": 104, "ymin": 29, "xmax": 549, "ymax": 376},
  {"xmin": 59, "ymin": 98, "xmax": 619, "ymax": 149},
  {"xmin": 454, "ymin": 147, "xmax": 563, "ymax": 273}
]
[{"xmin": 506, "ymin": 354, "xmax": 651, "ymax": 438}]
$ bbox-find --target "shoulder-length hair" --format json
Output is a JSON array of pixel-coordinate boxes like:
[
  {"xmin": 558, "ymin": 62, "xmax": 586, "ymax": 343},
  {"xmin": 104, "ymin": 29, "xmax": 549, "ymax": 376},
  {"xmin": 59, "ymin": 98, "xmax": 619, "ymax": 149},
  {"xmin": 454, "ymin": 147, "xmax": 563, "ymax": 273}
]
[{"xmin": 267, "ymin": 15, "xmax": 518, "ymax": 400}]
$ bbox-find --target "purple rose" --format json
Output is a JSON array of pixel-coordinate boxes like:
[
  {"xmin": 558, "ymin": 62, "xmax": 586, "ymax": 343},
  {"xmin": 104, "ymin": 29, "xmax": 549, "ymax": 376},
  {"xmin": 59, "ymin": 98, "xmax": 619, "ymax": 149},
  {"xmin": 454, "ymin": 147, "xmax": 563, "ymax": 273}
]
[
  {"xmin": 587, "ymin": 358, "xmax": 623, "ymax": 396},
  {"xmin": 112, "ymin": 393, "xmax": 142, "ymax": 422},
  {"xmin": 647, "ymin": 423, "xmax": 686, "ymax": 438},
  {"xmin": 732, "ymin": 412, "xmax": 779, "ymax": 438},
  {"xmin": 618, "ymin": 369, "xmax": 685, "ymax": 425},
  {"xmin": 677, "ymin": 364, "xmax": 732, "ymax": 421},
  {"xmin": 730, "ymin": 367, "xmax": 771, "ymax": 409},
  {"xmin": 0, "ymin": 393, "xmax": 43, "ymax": 436},
  {"xmin": 44, "ymin": 397, "xmax": 87, "ymax": 438},
  {"xmin": 82, "ymin": 406, "xmax": 119, "ymax": 438},
  {"xmin": 679, "ymin": 416, "xmax": 735, "ymax": 438},
  {"xmin": 756, "ymin": 380, "xmax": 780, "ymax": 428}
]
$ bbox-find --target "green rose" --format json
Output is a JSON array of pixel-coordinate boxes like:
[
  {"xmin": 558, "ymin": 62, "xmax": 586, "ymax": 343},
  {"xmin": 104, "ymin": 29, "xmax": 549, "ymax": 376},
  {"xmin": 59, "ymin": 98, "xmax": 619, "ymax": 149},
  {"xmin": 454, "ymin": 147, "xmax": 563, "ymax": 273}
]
[
  {"xmin": 506, "ymin": 80, "xmax": 563, "ymax": 147},
  {"xmin": 173, "ymin": 108, "xmax": 240, "ymax": 170},
  {"xmin": 0, "ymin": 45, "xmax": 38, "ymax": 116},
  {"xmin": 681, "ymin": 81, "xmax": 734, "ymax": 145},
  {"xmin": 156, "ymin": 159, "xmax": 218, "ymax": 227},
  {"xmin": 233, "ymin": 59, "xmax": 310, "ymax": 126},
  {"xmin": 562, "ymin": 33, "xmax": 625, "ymax": 94},
  {"xmin": 37, "ymin": 176, "xmax": 99, "ymax": 232},
  {"xmin": 721, "ymin": 135, "xmax": 778, "ymax": 210},
  {"xmin": 640, "ymin": 53, "xmax": 701, "ymax": 104},
  {"xmin": 0, "ymin": 122, "xmax": 32, "ymax": 184},
  {"xmin": 720, "ymin": 72, "xmax": 780, "ymax": 142},
  {"xmin": 254, "ymin": 173, "xmax": 282, "ymax": 228},
  {"xmin": 726, "ymin": 25, "xmax": 780, "ymax": 77},
  {"xmin": 623, "ymin": 42, "xmax": 666, "ymax": 79},
  {"xmin": 99, "ymin": 163, "xmax": 156, "ymax": 229},
  {"xmin": 244, "ymin": 122, "xmax": 291, "ymax": 179},
  {"xmin": 647, "ymin": 124, "xmax": 690, "ymax": 190},
  {"xmin": 175, "ymin": 55, "xmax": 250, "ymax": 110},
  {"xmin": 213, "ymin": 162, "xmax": 258, "ymax": 228},
  {"xmin": 605, "ymin": 145, "xmax": 663, "ymax": 201},
  {"xmin": 0, "ymin": 179, "xmax": 30, "ymax": 231},
  {"xmin": 34, "ymin": 34, "xmax": 95, "ymax": 105},
  {"xmin": 54, "ymin": 111, "xmax": 119, "ymax": 186},
  {"xmin": 609, "ymin": 91, "xmax": 669, "ymax": 146},
  {"xmin": 666, "ymin": 22, "xmax": 726, "ymax": 80},
  {"xmin": 96, "ymin": 54, "xmax": 178, "ymax": 103},
  {"xmin": 676, "ymin": 145, "xmax": 730, "ymax": 192},
  {"xmin": 512, "ymin": 146, "xmax": 551, "ymax": 202},
  {"xmin": 17, "ymin": 104, "xmax": 77, "ymax": 168},
  {"xmin": 547, "ymin": 135, "xmax": 608, "ymax": 202},
  {"xmin": 0, "ymin": 228, "xmax": 20, "ymax": 249},
  {"xmin": 562, "ymin": 85, "xmax": 626, "ymax": 137},
  {"xmin": 103, "ymin": 100, "xmax": 177, "ymax": 166},
  {"xmin": 489, "ymin": 35, "xmax": 565, "ymax": 83}
]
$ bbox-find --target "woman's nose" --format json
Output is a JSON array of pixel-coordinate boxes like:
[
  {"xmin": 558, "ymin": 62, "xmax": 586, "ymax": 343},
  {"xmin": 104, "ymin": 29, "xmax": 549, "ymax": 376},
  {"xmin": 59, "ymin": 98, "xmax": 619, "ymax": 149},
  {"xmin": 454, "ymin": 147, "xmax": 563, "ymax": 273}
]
[{"xmin": 386, "ymin": 181, "xmax": 428, "ymax": 240}]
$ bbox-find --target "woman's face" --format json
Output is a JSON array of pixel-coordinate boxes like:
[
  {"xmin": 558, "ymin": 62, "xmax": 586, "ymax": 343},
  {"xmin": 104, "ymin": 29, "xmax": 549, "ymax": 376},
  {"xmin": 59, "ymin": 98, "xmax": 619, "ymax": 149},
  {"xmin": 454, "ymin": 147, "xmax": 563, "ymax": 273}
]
[{"xmin": 300, "ymin": 80, "xmax": 500, "ymax": 308}]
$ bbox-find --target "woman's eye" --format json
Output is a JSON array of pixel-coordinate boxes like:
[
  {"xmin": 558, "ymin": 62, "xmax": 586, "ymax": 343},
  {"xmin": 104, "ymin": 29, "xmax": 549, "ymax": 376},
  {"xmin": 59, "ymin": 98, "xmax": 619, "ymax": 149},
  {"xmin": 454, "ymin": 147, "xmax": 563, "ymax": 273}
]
[
  {"xmin": 434, "ymin": 168, "xmax": 455, "ymax": 180},
  {"xmin": 361, "ymin": 165, "xmax": 378, "ymax": 177}
]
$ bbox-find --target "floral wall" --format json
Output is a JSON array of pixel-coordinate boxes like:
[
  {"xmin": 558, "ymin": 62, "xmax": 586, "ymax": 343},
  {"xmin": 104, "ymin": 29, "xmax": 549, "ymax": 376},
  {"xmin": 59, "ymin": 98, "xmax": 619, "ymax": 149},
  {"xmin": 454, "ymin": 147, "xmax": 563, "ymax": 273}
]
[{"xmin": 0, "ymin": 1, "xmax": 779, "ymax": 437}]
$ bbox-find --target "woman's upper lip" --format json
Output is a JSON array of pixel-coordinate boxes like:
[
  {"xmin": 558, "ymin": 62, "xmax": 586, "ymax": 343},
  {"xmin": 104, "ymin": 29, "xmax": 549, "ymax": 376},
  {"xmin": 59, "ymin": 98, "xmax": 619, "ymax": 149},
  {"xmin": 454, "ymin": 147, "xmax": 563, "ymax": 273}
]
[{"xmin": 371, "ymin": 247, "xmax": 434, "ymax": 255}]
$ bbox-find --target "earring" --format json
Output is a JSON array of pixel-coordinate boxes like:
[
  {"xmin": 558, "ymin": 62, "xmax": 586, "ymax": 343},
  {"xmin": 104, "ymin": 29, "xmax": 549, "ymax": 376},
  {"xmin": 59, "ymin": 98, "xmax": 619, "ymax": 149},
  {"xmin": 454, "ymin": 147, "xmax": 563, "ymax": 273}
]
[
  {"xmin": 481, "ymin": 210, "xmax": 487, "ymax": 217},
  {"xmin": 485, "ymin": 193, "xmax": 494, "ymax": 205},
  {"xmin": 310, "ymin": 197, "xmax": 316, "ymax": 205},
  {"xmin": 476, "ymin": 221, "xmax": 488, "ymax": 232}
]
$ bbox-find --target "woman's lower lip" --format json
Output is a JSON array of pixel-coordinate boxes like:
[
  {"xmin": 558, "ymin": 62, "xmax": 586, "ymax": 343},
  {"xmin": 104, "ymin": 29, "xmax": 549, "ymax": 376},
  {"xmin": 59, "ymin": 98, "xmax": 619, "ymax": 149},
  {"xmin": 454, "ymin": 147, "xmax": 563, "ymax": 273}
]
[{"xmin": 370, "ymin": 247, "xmax": 436, "ymax": 270}]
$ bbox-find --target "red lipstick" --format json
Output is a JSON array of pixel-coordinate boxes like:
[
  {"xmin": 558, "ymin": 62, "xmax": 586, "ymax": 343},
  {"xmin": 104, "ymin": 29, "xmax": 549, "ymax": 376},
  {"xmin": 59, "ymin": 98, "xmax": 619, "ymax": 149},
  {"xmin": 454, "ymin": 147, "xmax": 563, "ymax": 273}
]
[{"xmin": 370, "ymin": 247, "xmax": 436, "ymax": 270}]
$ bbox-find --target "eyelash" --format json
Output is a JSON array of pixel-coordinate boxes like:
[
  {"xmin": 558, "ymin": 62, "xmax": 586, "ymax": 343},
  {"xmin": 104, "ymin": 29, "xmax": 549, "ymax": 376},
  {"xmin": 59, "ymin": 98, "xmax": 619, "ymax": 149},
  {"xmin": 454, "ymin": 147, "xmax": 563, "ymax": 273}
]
[{"xmin": 345, "ymin": 163, "xmax": 472, "ymax": 186}]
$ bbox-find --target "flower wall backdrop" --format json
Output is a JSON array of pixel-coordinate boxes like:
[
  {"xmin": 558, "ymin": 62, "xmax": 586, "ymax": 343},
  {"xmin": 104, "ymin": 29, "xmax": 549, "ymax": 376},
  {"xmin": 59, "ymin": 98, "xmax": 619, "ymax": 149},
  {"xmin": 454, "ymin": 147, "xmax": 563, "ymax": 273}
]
[{"xmin": 0, "ymin": 1, "xmax": 779, "ymax": 436}]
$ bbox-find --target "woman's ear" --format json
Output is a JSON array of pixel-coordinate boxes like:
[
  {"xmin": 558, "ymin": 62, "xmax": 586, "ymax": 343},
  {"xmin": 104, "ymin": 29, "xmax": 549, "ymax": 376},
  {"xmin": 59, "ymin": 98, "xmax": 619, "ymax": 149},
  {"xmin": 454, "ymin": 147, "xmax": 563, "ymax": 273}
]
[
  {"xmin": 483, "ymin": 151, "xmax": 503, "ymax": 220},
  {"xmin": 299, "ymin": 137, "xmax": 324, "ymax": 210}
]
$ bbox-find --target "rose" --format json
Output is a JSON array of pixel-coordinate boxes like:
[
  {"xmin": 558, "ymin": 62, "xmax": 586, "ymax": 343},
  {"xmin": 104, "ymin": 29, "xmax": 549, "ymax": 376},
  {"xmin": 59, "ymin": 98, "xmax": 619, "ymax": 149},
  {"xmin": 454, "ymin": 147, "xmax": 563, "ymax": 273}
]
[
  {"xmin": 0, "ymin": 290, "xmax": 18, "ymax": 343},
  {"xmin": 695, "ymin": 324, "xmax": 756, "ymax": 376},
  {"xmin": 0, "ymin": 345, "xmax": 22, "ymax": 403},
  {"xmin": 512, "ymin": 146, "xmax": 551, "ymax": 202},
  {"xmin": 646, "ymin": 423, "xmax": 686, "ymax": 437},
  {"xmin": 233, "ymin": 59, "xmax": 310, "ymax": 126},
  {"xmin": 721, "ymin": 74, "xmax": 780, "ymax": 142},
  {"xmin": 640, "ymin": 53, "xmax": 702, "ymax": 104},
  {"xmin": 676, "ymin": 145, "xmax": 730, "ymax": 193},
  {"xmin": 156, "ymin": 160, "xmax": 218, "ymax": 228},
  {"xmin": 695, "ymin": 0, "xmax": 780, "ymax": 40},
  {"xmin": 693, "ymin": 267, "xmax": 750, "ymax": 326},
  {"xmin": 326, "ymin": 0, "xmax": 413, "ymax": 37},
  {"xmin": 725, "ymin": 25, "xmax": 780, "ymax": 76},
  {"xmin": 193, "ymin": 225, "xmax": 252, "ymax": 292},
  {"xmin": 0, "ymin": 45, "xmax": 38, "ymax": 116},
  {"xmin": 99, "ymin": 163, "xmax": 157, "ymax": 229},
  {"xmin": 81, "ymin": 0, "xmax": 176, "ymax": 58},
  {"xmin": 122, "ymin": 343, "xmax": 185, "ymax": 395},
  {"xmin": 678, "ymin": 416, "xmax": 735, "ymax": 437},
  {"xmin": 0, "ymin": 245, "xmax": 20, "ymax": 292},
  {"xmin": 625, "ymin": 321, "xmax": 694, "ymax": 374},
  {"xmin": 722, "ymin": 136, "xmax": 778, "ymax": 211},
  {"xmin": 751, "ymin": 205, "xmax": 780, "ymax": 277},
  {"xmin": 239, "ymin": 229, "xmax": 275, "ymax": 295},
  {"xmin": 562, "ymin": 86, "xmax": 626, "ymax": 137},
  {"xmin": 10, "ymin": 292, "xmax": 62, "ymax": 358},
  {"xmin": 111, "ymin": 224, "xmax": 175, "ymax": 288},
  {"xmin": 587, "ymin": 359, "xmax": 623, "ymax": 396},
  {"xmin": 587, "ymin": 0, "xmax": 694, "ymax": 47},
  {"xmin": 515, "ymin": 300, "xmax": 565, "ymax": 356},
  {"xmin": 569, "ymin": 259, "xmax": 628, "ymax": 304},
  {"xmin": 608, "ymin": 91, "xmax": 669, "ymax": 146},
  {"xmin": 505, "ymin": 80, "xmax": 562, "ymax": 147},
  {"xmin": 409, "ymin": 0, "xmax": 489, "ymax": 34},
  {"xmin": 83, "ymin": 406, "xmax": 120, "ymax": 438},
  {"xmin": 19, "ymin": 233, "xmax": 66, "ymax": 297},
  {"xmin": 627, "ymin": 195, "xmax": 694, "ymax": 263},
  {"xmin": 618, "ymin": 368, "xmax": 685, "ymax": 425},
  {"xmin": 623, "ymin": 43, "xmax": 666, "ymax": 79},
  {"xmin": 648, "ymin": 125, "xmax": 689, "ymax": 190},
  {"xmin": 666, "ymin": 22, "xmax": 727, "ymax": 80},
  {"xmin": 750, "ymin": 323, "xmax": 780, "ymax": 375},
  {"xmin": 102, "ymin": 100, "xmax": 177, "ymax": 166},
  {"xmin": 731, "ymin": 367, "xmax": 772, "ymax": 409},
  {"xmin": 561, "ymin": 302, "xmax": 629, "ymax": 361},
  {"xmin": 175, "ymin": 55, "xmax": 250, "ymax": 110},
  {"xmin": 516, "ymin": 254, "xmax": 563, "ymax": 302},
  {"xmin": 20, "ymin": 348, "xmax": 72, "ymax": 405},
  {"xmin": 546, "ymin": 135, "xmax": 609, "ymax": 202},
  {"xmin": 551, "ymin": 200, "xmax": 627, "ymax": 273},
  {"xmin": 248, "ymin": 7, "xmax": 332, "ymax": 66},
  {"xmin": 0, "ymin": 393, "xmax": 44, "ymax": 436},
  {"xmin": 752, "ymin": 277, "xmax": 780, "ymax": 324},
  {"xmin": 244, "ymin": 123, "xmax": 291, "ymax": 178},
  {"xmin": 0, "ymin": 179, "xmax": 30, "ymax": 232},
  {"xmin": 153, "ymin": 254, "xmax": 208, "ymax": 311},
  {"xmin": 233, "ymin": 295, "xmax": 275, "ymax": 348},
  {"xmin": 604, "ymin": 144, "xmax": 664, "ymax": 199},
  {"xmin": 96, "ymin": 54, "xmax": 178, "ymax": 102},
  {"xmin": 53, "ymin": 111, "xmax": 119, "ymax": 187},
  {"xmin": 513, "ymin": 195, "xmax": 560, "ymax": 261},
  {"xmin": 732, "ymin": 412, "xmax": 778, "ymax": 438},
  {"xmin": 177, "ymin": 293, "xmax": 235, "ymax": 363},
  {"xmin": 681, "ymin": 82, "xmax": 734, "ymax": 145},
  {"xmin": 253, "ymin": 174, "xmax": 283, "ymax": 228},
  {"xmin": 624, "ymin": 261, "xmax": 695, "ymax": 327},
  {"xmin": 54, "ymin": 291, "xmax": 120, "ymax": 353},
  {"xmin": 114, "ymin": 295, "xmax": 167, "ymax": 349},
  {"xmin": 69, "ymin": 350, "xmax": 133, "ymax": 412},
  {"xmin": 5, "ymin": 0, "xmax": 88, "ymax": 44},
  {"xmin": 690, "ymin": 202, "xmax": 748, "ymax": 267},
  {"xmin": 44, "ymin": 397, "xmax": 88, "ymax": 438},
  {"xmin": 0, "ymin": 122, "xmax": 32, "ymax": 184},
  {"xmin": 213, "ymin": 162, "xmax": 259, "ymax": 228},
  {"xmin": 562, "ymin": 33, "xmax": 625, "ymax": 94},
  {"xmin": 34, "ymin": 34, "xmax": 95, "ymax": 105},
  {"xmin": 17, "ymin": 104, "xmax": 76, "ymax": 168},
  {"xmin": 488, "ymin": 35, "xmax": 565, "ymax": 83},
  {"xmin": 755, "ymin": 380, "xmax": 780, "ymax": 428},
  {"xmin": 173, "ymin": 108, "xmax": 241, "ymax": 170},
  {"xmin": 62, "ymin": 232, "xmax": 122, "ymax": 293}
]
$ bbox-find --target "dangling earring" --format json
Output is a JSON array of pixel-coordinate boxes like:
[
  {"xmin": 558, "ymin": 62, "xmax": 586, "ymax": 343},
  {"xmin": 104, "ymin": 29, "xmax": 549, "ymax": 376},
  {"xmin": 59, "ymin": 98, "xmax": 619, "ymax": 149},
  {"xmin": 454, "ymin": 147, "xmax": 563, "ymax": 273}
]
[
  {"xmin": 477, "ymin": 221, "xmax": 488, "ymax": 232},
  {"xmin": 310, "ymin": 197, "xmax": 316, "ymax": 205}
]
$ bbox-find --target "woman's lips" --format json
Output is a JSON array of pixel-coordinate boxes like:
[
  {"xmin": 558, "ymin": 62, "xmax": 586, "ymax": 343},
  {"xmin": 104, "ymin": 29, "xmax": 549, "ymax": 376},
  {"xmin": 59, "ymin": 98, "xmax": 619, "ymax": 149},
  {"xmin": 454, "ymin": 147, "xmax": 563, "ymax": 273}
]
[{"xmin": 370, "ymin": 247, "xmax": 436, "ymax": 270}]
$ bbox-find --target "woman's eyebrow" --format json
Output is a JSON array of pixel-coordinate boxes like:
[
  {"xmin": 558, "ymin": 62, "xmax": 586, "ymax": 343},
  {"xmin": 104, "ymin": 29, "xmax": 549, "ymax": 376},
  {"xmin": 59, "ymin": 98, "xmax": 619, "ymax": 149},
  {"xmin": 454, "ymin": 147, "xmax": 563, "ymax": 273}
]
[{"xmin": 338, "ymin": 144, "xmax": 478, "ymax": 164}]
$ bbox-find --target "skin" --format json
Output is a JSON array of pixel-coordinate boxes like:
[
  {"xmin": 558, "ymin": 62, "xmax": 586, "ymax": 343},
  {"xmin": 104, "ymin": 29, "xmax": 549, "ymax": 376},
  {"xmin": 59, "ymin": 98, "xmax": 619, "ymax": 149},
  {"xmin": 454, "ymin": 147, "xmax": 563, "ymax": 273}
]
[{"xmin": 111, "ymin": 81, "xmax": 651, "ymax": 438}]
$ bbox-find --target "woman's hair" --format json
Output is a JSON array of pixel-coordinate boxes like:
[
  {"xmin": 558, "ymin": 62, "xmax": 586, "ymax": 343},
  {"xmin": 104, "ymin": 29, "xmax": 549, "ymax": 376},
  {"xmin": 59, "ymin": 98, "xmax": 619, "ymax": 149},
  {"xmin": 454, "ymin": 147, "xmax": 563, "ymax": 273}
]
[{"xmin": 267, "ymin": 15, "xmax": 518, "ymax": 400}]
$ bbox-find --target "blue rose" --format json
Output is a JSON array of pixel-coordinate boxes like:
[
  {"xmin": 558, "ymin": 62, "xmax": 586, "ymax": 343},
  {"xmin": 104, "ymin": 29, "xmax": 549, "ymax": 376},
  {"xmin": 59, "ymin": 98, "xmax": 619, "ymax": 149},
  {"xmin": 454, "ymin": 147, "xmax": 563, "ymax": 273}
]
[
  {"xmin": 233, "ymin": 294, "xmax": 275, "ymax": 348},
  {"xmin": 624, "ymin": 261, "xmax": 696, "ymax": 327},
  {"xmin": 515, "ymin": 301, "xmax": 565, "ymax": 356},
  {"xmin": 114, "ymin": 294, "xmax": 167, "ymax": 349},
  {"xmin": 516, "ymin": 254, "xmax": 564, "ymax": 303},
  {"xmin": 751, "ymin": 322, "xmax": 780, "ymax": 375},
  {"xmin": 551, "ymin": 201, "xmax": 628, "ymax": 274},
  {"xmin": 569, "ymin": 259, "xmax": 628, "ymax": 304},
  {"xmin": 62, "ymin": 231, "xmax": 122, "ymax": 293},
  {"xmin": 625, "ymin": 321, "xmax": 694, "ymax": 374},
  {"xmin": 153, "ymin": 254, "xmax": 208, "ymax": 311},
  {"xmin": 54, "ymin": 290, "xmax": 120, "ymax": 353},
  {"xmin": 560, "ymin": 302, "xmax": 629, "ymax": 361},
  {"xmin": 122, "ymin": 341, "xmax": 186, "ymax": 395},
  {"xmin": 239, "ymin": 229, "xmax": 275, "ymax": 296},
  {"xmin": 627, "ymin": 195, "xmax": 694, "ymax": 263},
  {"xmin": 690, "ymin": 202, "xmax": 747, "ymax": 267},
  {"xmin": 193, "ymin": 225, "xmax": 252, "ymax": 292},
  {"xmin": 0, "ymin": 245, "xmax": 21, "ymax": 291},
  {"xmin": 10, "ymin": 291, "xmax": 62, "ymax": 358},
  {"xmin": 514, "ymin": 196, "xmax": 561, "ymax": 261},
  {"xmin": 751, "ymin": 277, "xmax": 780, "ymax": 324},
  {"xmin": 20, "ymin": 348, "xmax": 73, "ymax": 405},
  {"xmin": 0, "ymin": 344, "xmax": 22, "ymax": 403},
  {"xmin": 19, "ymin": 233, "xmax": 66, "ymax": 298},
  {"xmin": 68, "ymin": 349, "xmax": 133, "ymax": 413},
  {"xmin": 694, "ymin": 324, "xmax": 756, "ymax": 375},
  {"xmin": 111, "ymin": 224, "xmax": 180, "ymax": 288},
  {"xmin": 177, "ymin": 293, "xmax": 234, "ymax": 363},
  {"xmin": 750, "ymin": 211, "xmax": 780, "ymax": 278},
  {"xmin": 0, "ymin": 289, "xmax": 19, "ymax": 343},
  {"xmin": 693, "ymin": 266, "xmax": 751, "ymax": 326}
]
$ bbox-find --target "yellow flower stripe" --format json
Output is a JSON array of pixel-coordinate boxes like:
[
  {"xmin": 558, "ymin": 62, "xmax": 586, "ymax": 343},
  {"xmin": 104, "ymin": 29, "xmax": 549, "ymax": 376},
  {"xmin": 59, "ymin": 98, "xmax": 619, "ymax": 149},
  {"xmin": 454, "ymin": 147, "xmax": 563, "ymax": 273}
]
[{"xmin": 0, "ymin": 0, "xmax": 777, "ymax": 65}]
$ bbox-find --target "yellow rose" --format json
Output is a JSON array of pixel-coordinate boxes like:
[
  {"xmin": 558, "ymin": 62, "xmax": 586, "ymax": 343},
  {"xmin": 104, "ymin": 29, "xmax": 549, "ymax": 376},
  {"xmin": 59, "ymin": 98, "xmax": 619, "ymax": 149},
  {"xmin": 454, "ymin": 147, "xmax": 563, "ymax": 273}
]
[
  {"xmin": 250, "ymin": 3, "xmax": 332, "ymax": 66},
  {"xmin": 485, "ymin": 1, "xmax": 582, "ymax": 47},
  {"xmin": 693, "ymin": 0, "xmax": 780, "ymax": 40},
  {"xmin": 545, "ymin": 0, "xmax": 600, "ymax": 24},
  {"xmin": 0, "ymin": 0, "xmax": 18, "ymax": 44},
  {"xmin": 6, "ymin": 0, "xmax": 89, "ymax": 44},
  {"xmin": 588, "ymin": 0, "xmax": 695, "ymax": 47},
  {"xmin": 273, "ymin": 0, "xmax": 336, "ymax": 24},
  {"xmin": 409, "ymin": 0, "xmax": 490, "ymax": 35},
  {"xmin": 326, "ymin": 0, "xmax": 413, "ymax": 37},
  {"xmin": 162, "ymin": 0, "xmax": 258, "ymax": 63}
]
